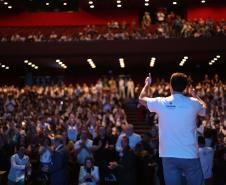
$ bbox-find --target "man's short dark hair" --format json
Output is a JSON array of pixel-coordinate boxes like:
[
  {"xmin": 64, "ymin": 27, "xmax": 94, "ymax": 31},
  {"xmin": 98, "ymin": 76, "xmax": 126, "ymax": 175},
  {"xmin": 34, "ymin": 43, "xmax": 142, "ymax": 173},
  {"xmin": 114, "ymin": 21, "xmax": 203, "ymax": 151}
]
[{"xmin": 170, "ymin": 73, "xmax": 188, "ymax": 92}]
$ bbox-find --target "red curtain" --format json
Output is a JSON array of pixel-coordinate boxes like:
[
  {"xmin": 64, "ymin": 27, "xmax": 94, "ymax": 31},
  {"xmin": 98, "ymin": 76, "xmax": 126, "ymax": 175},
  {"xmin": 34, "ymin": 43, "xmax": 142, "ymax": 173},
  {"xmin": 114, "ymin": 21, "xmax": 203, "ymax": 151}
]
[
  {"xmin": 0, "ymin": 10, "xmax": 139, "ymax": 26},
  {"xmin": 187, "ymin": 6, "xmax": 226, "ymax": 20}
]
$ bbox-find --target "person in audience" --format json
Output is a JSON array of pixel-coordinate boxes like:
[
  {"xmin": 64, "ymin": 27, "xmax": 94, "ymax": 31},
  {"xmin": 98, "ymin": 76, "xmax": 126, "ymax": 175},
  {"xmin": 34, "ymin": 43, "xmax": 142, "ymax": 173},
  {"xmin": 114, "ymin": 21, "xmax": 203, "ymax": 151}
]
[
  {"xmin": 74, "ymin": 129, "xmax": 94, "ymax": 165},
  {"xmin": 127, "ymin": 78, "xmax": 135, "ymax": 98},
  {"xmin": 198, "ymin": 136, "xmax": 214, "ymax": 185},
  {"xmin": 108, "ymin": 136, "xmax": 137, "ymax": 185},
  {"xmin": 43, "ymin": 135, "xmax": 69, "ymax": 185},
  {"xmin": 115, "ymin": 124, "xmax": 141, "ymax": 156},
  {"xmin": 8, "ymin": 145, "xmax": 31, "ymax": 185},
  {"xmin": 79, "ymin": 157, "xmax": 99, "ymax": 185},
  {"xmin": 38, "ymin": 137, "xmax": 52, "ymax": 184}
]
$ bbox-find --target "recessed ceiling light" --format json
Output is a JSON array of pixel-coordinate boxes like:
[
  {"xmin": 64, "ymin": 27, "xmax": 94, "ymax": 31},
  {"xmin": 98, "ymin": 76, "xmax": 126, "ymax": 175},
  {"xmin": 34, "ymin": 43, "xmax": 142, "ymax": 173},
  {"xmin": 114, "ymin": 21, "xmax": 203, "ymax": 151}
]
[
  {"xmin": 5, "ymin": 66, "xmax": 9, "ymax": 69},
  {"xmin": 35, "ymin": 66, "xmax": 38, "ymax": 69},
  {"xmin": 216, "ymin": 55, "xmax": 220, "ymax": 58},
  {"xmin": 116, "ymin": 0, "xmax": 121, "ymax": 3},
  {"xmin": 63, "ymin": 2, "xmax": 67, "ymax": 6},
  {"xmin": 56, "ymin": 59, "xmax": 60, "ymax": 63},
  {"xmin": 145, "ymin": 0, "xmax": 149, "ymax": 2},
  {"xmin": 88, "ymin": 1, "xmax": 93, "ymax": 4},
  {"xmin": 31, "ymin": 64, "xmax": 35, "ymax": 67},
  {"xmin": 24, "ymin": 60, "xmax": 28, "ymax": 63},
  {"xmin": 184, "ymin": 56, "xmax": 188, "ymax": 59},
  {"xmin": 173, "ymin": 1, "xmax": 177, "ymax": 5},
  {"xmin": 8, "ymin": 5, "xmax": 12, "ymax": 9},
  {"xmin": 201, "ymin": 0, "xmax": 206, "ymax": 3},
  {"xmin": 28, "ymin": 62, "xmax": 32, "ymax": 65},
  {"xmin": 90, "ymin": 5, "xmax": 94, "ymax": 8},
  {"xmin": 46, "ymin": 2, "xmax": 50, "ymax": 6},
  {"xmin": 117, "ymin": 4, "xmax": 122, "ymax": 7},
  {"xmin": 4, "ymin": 2, "xmax": 8, "ymax": 5},
  {"xmin": 144, "ymin": 3, "xmax": 149, "ymax": 6}
]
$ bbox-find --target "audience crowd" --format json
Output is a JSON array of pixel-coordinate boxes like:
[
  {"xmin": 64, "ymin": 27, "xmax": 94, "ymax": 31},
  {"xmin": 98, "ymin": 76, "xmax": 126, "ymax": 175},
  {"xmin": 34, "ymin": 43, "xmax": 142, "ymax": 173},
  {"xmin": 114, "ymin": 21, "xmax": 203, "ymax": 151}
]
[
  {"xmin": 0, "ymin": 74, "xmax": 225, "ymax": 185},
  {"xmin": 0, "ymin": 12, "xmax": 225, "ymax": 42}
]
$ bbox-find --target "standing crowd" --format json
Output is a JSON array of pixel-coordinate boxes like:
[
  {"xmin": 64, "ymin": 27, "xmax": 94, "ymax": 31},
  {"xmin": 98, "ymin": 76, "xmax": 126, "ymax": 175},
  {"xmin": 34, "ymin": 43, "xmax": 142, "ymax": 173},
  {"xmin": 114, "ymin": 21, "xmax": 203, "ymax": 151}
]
[{"xmin": 0, "ymin": 74, "xmax": 225, "ymax": 185}]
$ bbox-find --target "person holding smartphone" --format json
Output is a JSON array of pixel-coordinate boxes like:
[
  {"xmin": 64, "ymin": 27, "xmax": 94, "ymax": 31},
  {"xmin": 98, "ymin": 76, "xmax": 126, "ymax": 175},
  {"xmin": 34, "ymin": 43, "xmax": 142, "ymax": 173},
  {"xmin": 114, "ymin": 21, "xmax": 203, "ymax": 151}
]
[
  {"xmin": 139, "ymin": 72, "xmax": 207, "ymax": 185},
  {"xmin": 79, "ymin": 157, "xmax": 99, "ymax": 185}
]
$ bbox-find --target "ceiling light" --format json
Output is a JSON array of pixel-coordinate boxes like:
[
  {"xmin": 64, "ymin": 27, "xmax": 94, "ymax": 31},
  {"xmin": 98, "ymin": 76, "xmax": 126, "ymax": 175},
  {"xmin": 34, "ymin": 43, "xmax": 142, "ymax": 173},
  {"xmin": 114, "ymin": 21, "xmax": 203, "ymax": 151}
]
[
  {"xmin": 8, "ymin": 5, "xmax": 12, "ymax": 9},
  {"xmin": 117, "ymin": 4, "xmax": 122, "ymax": 7},
  {"xmin": 216, "ymin": 55, "xmax": 220, "ymax": 58},
  {"xmin": 151, "ymin": 57, "xmax": 156, "ymax": 61},
  {"xmin": 184, "ymin": 56, "xmax": 188, "ymax": 59},
  {"xmin": 116, "ymin": 0, "xmax": 121, "ymax": 3},
  {"xmin": 90, "ymin": 5, "xmax": 95, "ymax": 8},
  {"xmin": 145, "ymin": 3, "xmax": 149, "ymax": 6},
  {"xmin": 213, "ymin": 58, "xmax": 218, "ymax": 61},
  {"xmin": 88, "ymin": 1, "xmax": 93, "ymax": 4},
  {"xmin": 46, "ymin": 2, "xmax": 50, "ymax": 6},
  {"xmin": 34, "ymin": 66, "xmax": 38, "ymax": 69},
  {"xmin": 31, "ymin": 64, "xmax": 35, "ymax": 67},
  {"xmin": 24, "ymin": 60, "xmax": 28, "ymax": 63},
  {"xmin": 173, "ymin": 1, "xmax": 177, "ymax": 5},
  {"xmin": 5, "ymin": 66, "xmax": 9, "ymax": 69},
  {"xmin": 145, "ymin": 0, "xmax": 149, "ymax": 2},
  {"xmin": 28, "ymin": 62, "xmax": 32, "ymax": 65},
  {"xmin": 4, "ymin": 2, "xmax": 8, "ymax": 5},
  {"xmin": 201, "ymin": 0, "xmax": 206, "ymax": 3},
  {"xmin": 1, "ymin": 65, "xmax": 5, "ymax": 68},
  {"xmin": 63, "ymin": 2, "xmax": 67, "ymax": 5}
]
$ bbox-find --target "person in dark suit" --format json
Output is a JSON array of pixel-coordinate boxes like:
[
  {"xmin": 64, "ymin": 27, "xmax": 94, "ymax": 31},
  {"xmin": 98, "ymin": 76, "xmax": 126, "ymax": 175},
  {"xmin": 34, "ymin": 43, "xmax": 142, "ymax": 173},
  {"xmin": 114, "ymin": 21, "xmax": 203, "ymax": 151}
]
[
  {"xmin": 108, "ymin": 136, "xmax": 137, "ymax": 185},
  {"xmin": 42, "ymin": 135, "xmax": 69, "ymax": 185}
]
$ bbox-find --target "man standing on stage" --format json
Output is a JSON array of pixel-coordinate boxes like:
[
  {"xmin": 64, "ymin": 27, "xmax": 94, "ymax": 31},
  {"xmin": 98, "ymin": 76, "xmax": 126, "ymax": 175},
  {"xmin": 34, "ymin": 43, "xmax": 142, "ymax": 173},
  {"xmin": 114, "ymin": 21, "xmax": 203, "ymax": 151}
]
[{"xmin": 139, "ymin": 73, "xmax": 207, "ymax": 185}]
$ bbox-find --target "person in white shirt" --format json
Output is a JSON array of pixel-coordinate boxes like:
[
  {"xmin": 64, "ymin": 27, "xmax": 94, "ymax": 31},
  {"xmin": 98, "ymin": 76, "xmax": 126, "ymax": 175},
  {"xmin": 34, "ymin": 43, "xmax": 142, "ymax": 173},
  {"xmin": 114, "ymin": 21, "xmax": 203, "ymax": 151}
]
[
  {"xmin": 127, "ymin": 78, "xmax": 135, "ymax": 98},
  {"xmin": 39, "ymin": 137, "xmax": 52, "ymax": 184},
  {"xmin": 67, "ymin": 114, "xmax": 78, "ymax": 142},
  {"xmin": 74, "ymin": 129, "xmax": 94, "ymax": 165},
  {"xmin": 119, "ymin": 78, "xmax": 126, "ymax": 99},
  {"xmin": 198, "ymin": 136, "xmax": 214, "ymax": 185},
  {"xmin": 79, "ymin": 157, "xmax": 99, "ymax": 185},
  {"xmin": 116, "ymin": 124, "xmax": 141, "ymax": 156},
  {"xmin": 139, "ymin": 73, "xmax": 207, "ymax": 185},
  {"xmin": 8, "ymin": 146, "xmax": 31, "ymax": 185}
]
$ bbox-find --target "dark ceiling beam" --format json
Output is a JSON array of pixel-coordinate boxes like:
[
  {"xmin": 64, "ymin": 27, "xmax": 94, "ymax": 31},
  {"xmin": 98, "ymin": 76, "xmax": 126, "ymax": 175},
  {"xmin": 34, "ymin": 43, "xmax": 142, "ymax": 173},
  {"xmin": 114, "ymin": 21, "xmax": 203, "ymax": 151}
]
[{"xmin": 0, "ymin": 37, "xmax": 225, "ymax": 57}]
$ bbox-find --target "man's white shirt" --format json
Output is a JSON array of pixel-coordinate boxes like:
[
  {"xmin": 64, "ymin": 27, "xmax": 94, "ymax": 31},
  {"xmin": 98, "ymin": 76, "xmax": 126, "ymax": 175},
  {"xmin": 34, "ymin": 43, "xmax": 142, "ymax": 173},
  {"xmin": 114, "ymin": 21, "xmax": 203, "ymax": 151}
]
[{"xmin": 147, "ymin": 94, "xmax": 206, "ymax": 159}]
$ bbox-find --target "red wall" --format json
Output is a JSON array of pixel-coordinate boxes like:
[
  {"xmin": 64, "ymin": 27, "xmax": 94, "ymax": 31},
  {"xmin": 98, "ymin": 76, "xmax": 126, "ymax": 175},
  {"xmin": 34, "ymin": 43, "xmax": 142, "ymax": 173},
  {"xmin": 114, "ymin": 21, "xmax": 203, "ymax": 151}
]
[
  {"xmin": 0, "ymin": 10, "xmax": 138, "ymax": 26},
  {"xmin": 187, "ymin": 6, "xmax": 226, "ymax": 20}
]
